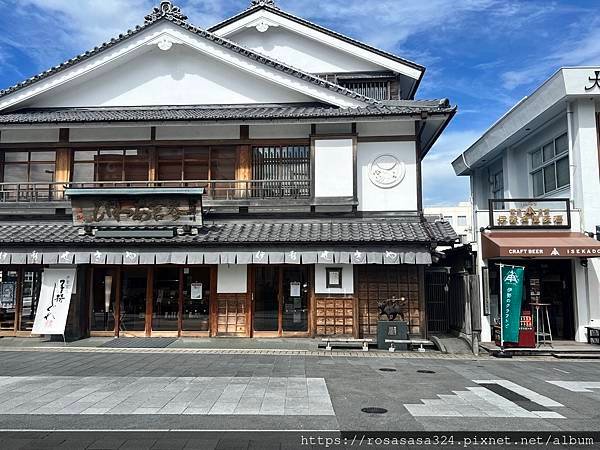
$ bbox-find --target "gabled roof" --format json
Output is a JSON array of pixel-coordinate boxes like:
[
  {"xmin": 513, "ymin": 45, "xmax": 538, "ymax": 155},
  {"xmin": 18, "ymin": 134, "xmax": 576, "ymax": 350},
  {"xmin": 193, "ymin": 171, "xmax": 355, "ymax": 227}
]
[
  {"xmin": 0, "ymin": 101, "xmax": 455, "ymax": 125},
  {"xmin": 0, "ymin": 2, "xmax": 376, "ymax": 108},
  {"xmin": 208, "ymin": 2, "xmax": 425, "ymax": 97}
]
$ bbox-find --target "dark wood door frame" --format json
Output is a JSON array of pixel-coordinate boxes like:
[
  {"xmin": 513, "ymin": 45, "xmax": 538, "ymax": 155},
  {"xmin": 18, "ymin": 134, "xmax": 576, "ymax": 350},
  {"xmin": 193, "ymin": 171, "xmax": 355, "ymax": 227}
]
[{"xmin": 251, "ymin": 265, "xmax": 311, "ymax": 338}]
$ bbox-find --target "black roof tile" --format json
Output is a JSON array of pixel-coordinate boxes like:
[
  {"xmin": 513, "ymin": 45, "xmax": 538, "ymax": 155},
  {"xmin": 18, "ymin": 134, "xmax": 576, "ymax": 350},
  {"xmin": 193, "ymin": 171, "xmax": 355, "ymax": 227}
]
[
  {"xmin": 0, "ymin": 220, "xmax": 458, "ymax": 247},
  {"xmin": 0, "ymin": 102, "xmax": 454, "ymax": 125}
]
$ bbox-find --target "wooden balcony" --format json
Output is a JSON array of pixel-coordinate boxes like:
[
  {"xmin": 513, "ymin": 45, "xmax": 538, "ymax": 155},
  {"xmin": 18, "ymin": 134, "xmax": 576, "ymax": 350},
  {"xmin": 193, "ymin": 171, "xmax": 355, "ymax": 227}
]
[{"xmin": 0, "ymin": 179, "xmax": 336, "ymax": 212}]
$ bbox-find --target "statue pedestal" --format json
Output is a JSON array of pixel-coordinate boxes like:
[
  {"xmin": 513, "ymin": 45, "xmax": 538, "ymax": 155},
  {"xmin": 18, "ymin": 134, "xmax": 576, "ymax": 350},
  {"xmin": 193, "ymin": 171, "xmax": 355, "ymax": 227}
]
[{"xmin": 377, "ymin": 320, "xmax": 408, "ymax": 350}]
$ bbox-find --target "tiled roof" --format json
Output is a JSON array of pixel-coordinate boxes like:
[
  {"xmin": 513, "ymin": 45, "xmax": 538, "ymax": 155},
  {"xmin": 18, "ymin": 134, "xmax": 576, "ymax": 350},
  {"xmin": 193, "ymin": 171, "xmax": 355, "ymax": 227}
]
[
  {"xmin": 0, "ymin": 101, "xmax": 454, "ymax": 125},
  {"xmin": 0, "ymin": 13, "xmax": 375, "ymax": 105},
  {"xmin": 0, "ymin": 220, "xmax": 458, "ymax": 247},
  {"xmin": 209, "ymin": 4, "xmax": 425, "ymax": 74}
]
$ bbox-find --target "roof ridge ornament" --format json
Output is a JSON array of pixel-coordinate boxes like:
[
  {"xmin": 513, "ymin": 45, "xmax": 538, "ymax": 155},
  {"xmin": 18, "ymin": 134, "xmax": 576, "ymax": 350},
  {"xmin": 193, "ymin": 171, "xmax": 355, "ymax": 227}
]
[
  {"xmin": 250, "ymin": 0, "xmax": 278, "ymax": 9},
  {"xmin": 145, "ymin": 1, "xmax": 188, "ymax": 23}
]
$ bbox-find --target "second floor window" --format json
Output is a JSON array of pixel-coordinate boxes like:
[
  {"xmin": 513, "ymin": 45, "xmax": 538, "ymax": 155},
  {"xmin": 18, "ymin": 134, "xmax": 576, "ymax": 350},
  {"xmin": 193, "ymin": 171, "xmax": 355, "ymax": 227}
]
[
  {"xmin": 1, "ymin": 151, "xmax": 56, "ymax": 183},
  {"xmin": 531, "ymin": 133, "xmax": 569, "ymax": 197},
  {"xmin": 457, "ymin": 216, "xmax": 468, "ymax": 227},
  {"xmin": 492, "ymin": 170, "xmax": 504, "ymax": 199},
  {"xmin": 72, "ymin": 147, "xmax": 236, "ymax": 183},
  {"xmin": 252, "ymin": 145, "xmax": 310, "ymax": 197}
]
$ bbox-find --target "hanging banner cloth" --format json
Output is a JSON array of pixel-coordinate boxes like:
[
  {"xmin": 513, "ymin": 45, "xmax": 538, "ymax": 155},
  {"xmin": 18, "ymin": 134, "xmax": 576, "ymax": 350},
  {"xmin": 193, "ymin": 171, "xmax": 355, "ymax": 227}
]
[
  {"xmin": 500, "ymin": 265, "xmax": 525, "ymax": 344},
  {"xmin": 31, "ymin": 268, "xmax": 76, "ymax": 336}
]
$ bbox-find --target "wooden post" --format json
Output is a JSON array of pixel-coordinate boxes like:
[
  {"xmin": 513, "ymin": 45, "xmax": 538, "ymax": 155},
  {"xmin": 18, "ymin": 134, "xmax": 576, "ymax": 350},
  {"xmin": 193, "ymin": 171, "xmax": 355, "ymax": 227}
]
[
  {"xmin": 115, "ymin": 268, "xmax": 122, "ymax": 337},
  {"xmin": 210, "ymin": 266, "xmax": 218, "ymax": 337},
  {"xmin": 236, "ymin": 145, "xmax": 252, "ymax": 198},
  {"xmin": 145, "ymin": 267, "xmax": 154, "ymax": 336},
  {"xmin": 178, "ymin": 267, "xmax": 184, "ymax": 337},
  {"xmin": 54, "ymin": 129, "xmax": 71, "ymax": 199}
]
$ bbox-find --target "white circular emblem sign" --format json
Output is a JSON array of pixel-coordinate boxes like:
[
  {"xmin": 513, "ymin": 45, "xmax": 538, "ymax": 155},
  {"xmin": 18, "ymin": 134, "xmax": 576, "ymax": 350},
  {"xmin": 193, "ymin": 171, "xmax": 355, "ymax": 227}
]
[{"xmin": 368, "ymin": 154, "xmax": 406, "ymax": 189}]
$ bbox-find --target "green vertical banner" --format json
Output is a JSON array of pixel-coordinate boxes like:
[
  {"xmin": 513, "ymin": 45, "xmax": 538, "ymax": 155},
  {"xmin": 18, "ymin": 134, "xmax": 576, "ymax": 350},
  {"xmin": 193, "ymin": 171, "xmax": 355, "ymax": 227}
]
[{"xmin": 501, "ymin": 266, "xmax": 525, "ymax": 343}]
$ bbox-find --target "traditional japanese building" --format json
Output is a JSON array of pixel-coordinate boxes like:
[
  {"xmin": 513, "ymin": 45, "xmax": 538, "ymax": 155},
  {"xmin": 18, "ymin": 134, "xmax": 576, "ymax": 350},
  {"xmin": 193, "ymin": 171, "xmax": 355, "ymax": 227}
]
[{"xmin": 0, "ymin": 1, "xmax": 456, "ymax": 339}]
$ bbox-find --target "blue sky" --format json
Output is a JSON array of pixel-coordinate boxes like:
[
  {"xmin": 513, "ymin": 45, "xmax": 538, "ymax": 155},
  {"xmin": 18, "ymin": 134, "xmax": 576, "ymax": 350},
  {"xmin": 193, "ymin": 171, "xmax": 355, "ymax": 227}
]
[{"xmin": 0, "ymin": 0, "xmax": 598, "ymax": 206}]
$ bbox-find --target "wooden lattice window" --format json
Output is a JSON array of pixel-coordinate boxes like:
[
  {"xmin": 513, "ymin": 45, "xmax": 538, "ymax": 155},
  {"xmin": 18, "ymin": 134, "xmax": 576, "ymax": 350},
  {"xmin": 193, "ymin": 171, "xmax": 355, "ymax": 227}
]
[
  {"xmin": 357, "ymin": 266, "xmax": 421, "ymax": 336},
  {"xmin": 315, "ymin": 297, "xmax": 354, "ymax": 336},
  {"xmin": 216, "ymin": 294, "xmax": 247, "ymax": 335},
  {"xmin": 339, "ymin": 80, "xmax": 391, "ymax": 100},
  {"xmin": 251, "ymin": 146, "xmax": 310, "ymax": 198}
]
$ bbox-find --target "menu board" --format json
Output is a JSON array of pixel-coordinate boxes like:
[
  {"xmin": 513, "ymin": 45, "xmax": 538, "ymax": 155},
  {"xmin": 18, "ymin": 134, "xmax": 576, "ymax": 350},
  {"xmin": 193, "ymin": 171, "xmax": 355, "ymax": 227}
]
[{"xmin": 0, "ymin": 282, "xmax": 16, "ymax": 309}]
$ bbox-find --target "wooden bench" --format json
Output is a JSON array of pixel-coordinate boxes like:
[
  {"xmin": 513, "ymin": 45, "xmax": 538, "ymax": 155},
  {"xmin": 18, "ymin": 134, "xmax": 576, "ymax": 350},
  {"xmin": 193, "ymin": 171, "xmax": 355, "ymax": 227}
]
[
  {"xmin": 386, "ymin": 339, "xmax": 434, "ymax": 353},
  {"xmin": 321, "ymin": 338, "xmax": 373, "ymax": 352}
]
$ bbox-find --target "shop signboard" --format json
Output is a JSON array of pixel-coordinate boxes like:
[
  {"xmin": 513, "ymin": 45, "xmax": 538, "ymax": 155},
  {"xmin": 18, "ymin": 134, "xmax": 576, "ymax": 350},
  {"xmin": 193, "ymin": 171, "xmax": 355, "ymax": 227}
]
[
  {"xmin": 488, "ymin": 198, "xmax": 570, "ymax": 229},
  {"xmin": 32, "ymin": 269, "xmax": 76, "ymax": 336},
  {"xmin": 500, "ymin": 265, "xmax": 525, "ymax": 344},
  {"xmin": 66, "ymin": 188, "xmax": 204, "ymax": 227}
]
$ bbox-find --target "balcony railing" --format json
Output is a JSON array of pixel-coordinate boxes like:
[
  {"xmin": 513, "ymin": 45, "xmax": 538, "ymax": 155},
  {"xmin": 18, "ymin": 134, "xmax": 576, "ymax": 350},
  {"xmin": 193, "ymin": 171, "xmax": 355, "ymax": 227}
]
[{"xmin": 0, "ymin": 180, "xmax": 312, "ymax": 204}]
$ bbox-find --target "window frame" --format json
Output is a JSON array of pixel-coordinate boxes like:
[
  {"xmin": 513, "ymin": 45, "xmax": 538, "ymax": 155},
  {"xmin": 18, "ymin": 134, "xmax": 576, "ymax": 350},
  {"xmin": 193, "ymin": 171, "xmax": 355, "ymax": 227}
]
[
  {"xmin": 529, "ymin": 133, "xmax": 569, "ymax": 197},
  {"xmin": 0, "ymin": 150, "xmax": 57, "ymax": 183}
]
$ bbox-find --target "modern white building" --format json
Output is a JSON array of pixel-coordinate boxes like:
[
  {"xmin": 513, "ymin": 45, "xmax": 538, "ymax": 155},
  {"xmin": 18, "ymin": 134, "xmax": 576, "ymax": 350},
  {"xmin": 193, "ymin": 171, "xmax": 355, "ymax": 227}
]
[
  {"xmin": 425, "ymin": 202, "xmax": 473, "ymax": 245},
  {"xmin": 453, "ymin": 67, "xmax": 600, "ymax": 343}
]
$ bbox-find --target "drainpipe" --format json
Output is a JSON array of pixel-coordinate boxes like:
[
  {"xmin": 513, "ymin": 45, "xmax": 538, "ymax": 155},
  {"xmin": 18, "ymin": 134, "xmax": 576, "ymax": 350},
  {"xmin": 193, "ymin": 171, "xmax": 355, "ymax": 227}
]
[{"xmin": 567, "ymin": 102, "xmax": 576, "ymax": 209}]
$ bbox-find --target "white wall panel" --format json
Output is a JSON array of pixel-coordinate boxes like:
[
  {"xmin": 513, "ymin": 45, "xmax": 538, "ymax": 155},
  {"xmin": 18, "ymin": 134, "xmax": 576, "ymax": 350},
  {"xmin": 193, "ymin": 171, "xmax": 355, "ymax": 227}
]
[
  {"xmin": 314, "ymin": 139, "xmax": 354, "ymax": 198},
  {"xmin": 217, "ymin": 264, "xmax": 248, "ymax": 294},
  {"xmin": 315, "ymin": 264, "xmax": 354, "ymax": 295},
  {"xmin": 31, "ymin": 45, "xmax": 314, "ymax": 108},
  {"xmin": 156, "ymin": 125, "xmax": 240, "ymax": 140},
  {"xmin": 357, "ymin": 141, "xmax": 417, "ymax": 211},
  {"xmin": 230, "ymin": 27, "xmax": 383, "ymax": 74},
  {"xmin": 70, "ymin": 127, "xmax": 151, "ymax": 142},
  {"xmin": 1, "ymin": 128, "xmax": 59, "ymax": 143}
]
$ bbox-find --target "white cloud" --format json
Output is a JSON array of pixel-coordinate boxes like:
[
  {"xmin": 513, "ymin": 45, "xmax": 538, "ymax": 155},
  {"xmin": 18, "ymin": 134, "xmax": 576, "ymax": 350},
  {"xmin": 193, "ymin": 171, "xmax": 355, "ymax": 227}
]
[
  {"xmin": 422, "ymin": 129, "xmax": 482, "ymax": 206},
  {"xmin": 502, "ymin": 15, "xmax": 600, "ymax": 90}
]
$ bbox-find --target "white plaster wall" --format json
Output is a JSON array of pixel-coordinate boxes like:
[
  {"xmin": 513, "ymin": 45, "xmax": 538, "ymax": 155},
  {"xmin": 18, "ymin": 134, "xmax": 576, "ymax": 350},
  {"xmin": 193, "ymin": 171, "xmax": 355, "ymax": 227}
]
[
  {"xmin": 156, "ymin": 125, "xmax": 240, "ymax": 140},
  {"xmin": 249, "ymin": 124, "xmax": 311, "ymax": 139},
  {"xmin": 30, "ymin": 45, "xmax": 315, "ymax": 108},
  {"xmin": 217, "ymin": 264, "xmax": 248, "ymax": 294},
  {"xmin": 314, "ymin": 139, "xmax": 354, "ymax": 198},
  {"xmin": 1, "ymin": 129, "xmax": 59, "ymax": 143},
  {"xmin": 572, "ymin": 99, "xmax": 600, "ymax": 229},
  {"xmin": 69, "ymin": 127, "xmax": 151, "ymax": 142},
  {"xmin": 357, "ymin": 141, "xmax": 417, "ymax": 211},
  {"xmin": 357, "ymin": 121, "xmax": 414, "ymax": 137},
  {"xmin": 229, "ymin": 27, "xmax": 383, "ymax": 74},
  {"xmin": 314, "ymin": 264, "xmax": 354, "ymax": 295}
]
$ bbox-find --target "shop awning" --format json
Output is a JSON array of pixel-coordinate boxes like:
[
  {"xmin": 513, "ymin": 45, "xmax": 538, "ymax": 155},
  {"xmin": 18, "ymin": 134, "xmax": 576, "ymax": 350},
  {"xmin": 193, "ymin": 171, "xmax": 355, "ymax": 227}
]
[
  {"xmin": 0, "ymin": 247, "xmax": 433, "ymax": 266},
  {"xmin": 481, "ymin": 232, "xmax": 600, "ymax": 259}
]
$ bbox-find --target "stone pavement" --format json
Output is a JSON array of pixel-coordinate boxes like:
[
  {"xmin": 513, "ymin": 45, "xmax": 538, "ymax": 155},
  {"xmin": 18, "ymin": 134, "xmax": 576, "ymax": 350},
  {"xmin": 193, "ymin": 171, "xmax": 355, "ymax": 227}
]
[
  {"xmin": 0, "ymin": 349, "xmax": 598, "ymax": 449},
  {"xmin": 0, "ymin": 376, "xmax": 335, "ymax": 416}
]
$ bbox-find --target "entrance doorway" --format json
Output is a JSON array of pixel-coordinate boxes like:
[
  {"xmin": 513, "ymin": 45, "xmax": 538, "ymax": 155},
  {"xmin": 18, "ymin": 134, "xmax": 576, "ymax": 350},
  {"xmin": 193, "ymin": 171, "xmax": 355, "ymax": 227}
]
[
  {"xmin": 90, "ymin": 266, "xmax": 213, "ymax": 337},
  {"xmin": 489, "ymin": 260, "xmax": 575, "ymax": 340},
  {"xmin": 253, "ymin": 266, "xmax": 310, "ymax": 337}
]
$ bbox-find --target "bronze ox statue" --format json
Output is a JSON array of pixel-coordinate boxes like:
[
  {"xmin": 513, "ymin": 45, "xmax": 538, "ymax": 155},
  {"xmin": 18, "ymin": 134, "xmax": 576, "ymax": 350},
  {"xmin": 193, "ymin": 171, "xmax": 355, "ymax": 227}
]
[{"xmin": 378, "ymin": 297, "xmax": 407, "ymax": 321}]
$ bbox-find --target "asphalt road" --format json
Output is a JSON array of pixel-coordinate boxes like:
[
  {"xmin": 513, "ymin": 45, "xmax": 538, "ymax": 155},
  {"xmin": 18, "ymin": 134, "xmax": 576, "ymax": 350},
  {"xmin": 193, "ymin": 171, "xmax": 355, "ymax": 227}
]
[{"xmin": 0, "ymin": 350, "xmax": 598, "ymax": 449}]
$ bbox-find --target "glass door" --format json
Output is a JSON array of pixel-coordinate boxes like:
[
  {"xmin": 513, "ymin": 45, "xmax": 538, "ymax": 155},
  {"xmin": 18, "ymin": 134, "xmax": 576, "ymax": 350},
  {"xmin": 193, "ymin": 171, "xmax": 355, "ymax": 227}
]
[
  {"xmin": 253, "ymin": 266, "xmax": 310, "ymax": 336},
  {"xmin": 120, "ymin": 268, "xmax": 147, "ymax": 335},
  {"xmin": 182, "ymin": 267, "xmax": 211, "ymax": 334},
  {"xmin": 152, "ymin": 267, "xmax": 180, "ymax": 333},
  {"xmin": 282, "ymin": 267, "xmax": 309, "ymax": 333},
  {"xmin": 253, "ymin": 267, "xmax": 280, "ymax": 334},
  {"xmin": 91, "ymin": 268, "xmax": 118, "ymax": 334}
]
